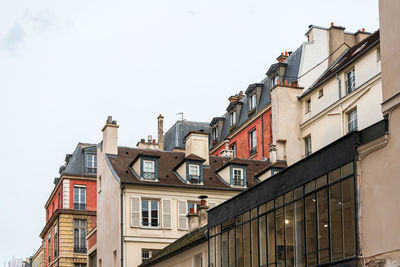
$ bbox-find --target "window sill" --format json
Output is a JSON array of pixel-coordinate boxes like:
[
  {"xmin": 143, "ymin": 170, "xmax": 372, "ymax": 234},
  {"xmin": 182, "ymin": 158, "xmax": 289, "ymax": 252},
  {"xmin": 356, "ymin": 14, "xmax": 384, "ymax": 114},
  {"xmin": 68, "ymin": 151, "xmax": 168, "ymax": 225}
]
[
  {"xmin": 140, "ymin": 226, "xmax": 161, "ymax": 230},
  {"xmin": 139, "ymin": 178, "xmax": 159, "ymax": 182}
]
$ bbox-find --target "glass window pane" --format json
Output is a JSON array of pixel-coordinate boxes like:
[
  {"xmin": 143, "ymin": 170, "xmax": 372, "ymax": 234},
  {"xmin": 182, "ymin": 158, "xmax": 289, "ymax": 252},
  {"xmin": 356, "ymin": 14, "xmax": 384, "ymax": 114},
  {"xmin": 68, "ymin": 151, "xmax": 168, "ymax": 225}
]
[
  {"xmin": 210, "ymin": 236, "xmax": 216, "ymax": 267},
  {"xmin": 251, "ymin": 219, "xmax": 259, "ymax": 266},
  {"xmin": 243, "ymin": 222, "xmax": 251, "ymax": 267},
  {"xmin": 267, "ymin": 212, "xmax": 276, "ymax": 266},
  {"xmin": 267, "ymin": 200, "xmax": 274, "ymax": 211},
  {"xmin": 294, "ymin": 200, "xmax": 305, "ymax": 267},
  {"xmin": 243, "ymin": 211, "xmax": 250, "ymax": 222},
  {"xmin": 294, "ymin": 186, "xmax": 303, "ymax": 199},
  {"xmin": 251, "ymin": 208, "xmax": 258, "ymax": 218},
  {"xmin": 305, "ymin": 194, "xmax": 317, "ymax": 266},
  {"xmin": 236, "ymin": 214, "xmax": 243, "ymax": 225},
  {"xmin": 316, "ymin": 175, "xmax": 327, "ymax": 189},
  {"xmin": 216, "ymin": 234, "xmax": 221, "ymax": 267},
  {"xmin": 329, "ymin": 168, "xmax": 340, "ymax": 183},
  {"xmin": 229, "ymin": 229, "xmax": 236, "ymax": 267},
  {"xmin": 342, "ymin": 178, "xmax": 356, "ymax": 258},
  {"xmin": 317, "ymin": 189, "xmax": 329, "ymax": 264},
  {"xmin": 284, "ymin": 191, "xmax": 293, "ymax": 204},
  {"xmin": 341, "ymin": 162, "xmax": 353, "ymax": 178},
  {"xmin": 285, "ymin": 204, "xmax": 295, "ymax": 267},
  {"xmin": 259, "ymin": 203, "xmax": 267, "ymax": 214},
  {"xmin": 305, "ymin": 181, "xmax": 315, "ymax": 194},
  {"xmin": 259, "ymin": 215, "xmax": 267, "ymax": 266},
  {"xmin": 275, "ymin": 196, "xmax": 283, "ymax": 208},
  {"xmin": 222, "ymin": 231, "xmax": 228, "ymax": 267},
  {"xmin": 330, "ymin": 183, "xmax": 343, "ymax": 261},
  {"xmin": 276, "ymin": 208, "xmax": 285, "ymax": 267},
  {"xmin": 236, "ymin": 225, "xmax": 244, "ymax": 267}
]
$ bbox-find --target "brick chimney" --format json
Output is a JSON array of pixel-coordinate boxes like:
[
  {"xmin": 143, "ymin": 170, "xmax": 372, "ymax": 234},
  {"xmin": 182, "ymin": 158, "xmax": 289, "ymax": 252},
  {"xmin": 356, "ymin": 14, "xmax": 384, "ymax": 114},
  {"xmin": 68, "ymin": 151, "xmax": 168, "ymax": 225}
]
[
  {"xmin": 276, "ymin": 51, "xmax": 289, "ymax": 63},
  {"xmin": 102, "ymin": 116, "xmax": 119, "ymax": 155},
  {"xmin": 228, "ymin": 91, "xmax": 244, "ymax": 103},
  {"xmin": 355, "ymin": 28, "xmax": 371, "ymax": 43},
  {"xmin": 187, "ymin": 208, "xmax": 199, "ymax": 232},
  {"xmin": 157, "ymin": 114, "xmax": 164, "ymax": 151},
  {"xmin": 198, "ymin": 195, "xmax": 209, "ymax": 227},
  {"xmin": 185, "ymin": 131, "xmax": 209, "ymax": 165}
]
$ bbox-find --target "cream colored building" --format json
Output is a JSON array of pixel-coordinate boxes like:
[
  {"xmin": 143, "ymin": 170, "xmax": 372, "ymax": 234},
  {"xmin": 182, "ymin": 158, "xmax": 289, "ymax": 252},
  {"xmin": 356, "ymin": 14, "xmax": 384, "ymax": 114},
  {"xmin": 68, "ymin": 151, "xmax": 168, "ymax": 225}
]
[
  {"xmin": 32, "ymin": 246, "xmax": 43, "ymax": 267},
  {"xmin": 97, "ymin": 117, "xmax": 271, "ymax": 267}
]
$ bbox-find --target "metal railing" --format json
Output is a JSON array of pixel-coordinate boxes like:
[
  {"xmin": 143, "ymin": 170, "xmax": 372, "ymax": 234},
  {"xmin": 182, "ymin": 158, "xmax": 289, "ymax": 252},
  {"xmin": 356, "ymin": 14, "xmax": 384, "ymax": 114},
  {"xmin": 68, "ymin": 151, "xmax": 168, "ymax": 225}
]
[
  {"xmin": 346, "ymin": 76, "xmax": 356, "ymax": 94},
  {"xmin": 249, "ymin": 147, "xmax": 257, "ymax": 156},
  {"xmin": 73, "ymin": 203, "xmax": 86, "ymax": 211},
  {"xmin": 74, "ymin": 247, "xmax": 87, "ymax": 254},
  {"xmin": 143, "ymin": 171, "xmax": 155, "ymax": 179}
]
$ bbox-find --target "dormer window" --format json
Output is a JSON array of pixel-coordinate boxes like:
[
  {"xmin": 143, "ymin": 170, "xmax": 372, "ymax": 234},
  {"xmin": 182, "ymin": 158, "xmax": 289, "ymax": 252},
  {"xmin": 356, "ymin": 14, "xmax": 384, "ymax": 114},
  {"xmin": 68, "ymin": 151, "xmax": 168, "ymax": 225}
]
[
  {"xmin": 86, "ymin": 154, "xmax": 97, "ymax": 174},
  {"xmin": 232, "ymin": 168, "xmax": 244, "ymax": 186},
  {"xmin": 270, "ymin": 75, "xmax": 278, "ymax": 88},
  {"xmin": 230, "ymin": 111, "xmax": 237, "ymax": 127},
  {"xmin": 248, "ymin": 93, "xmax": 256, "ymax": 111},
  {"xmin": 188, "ymin": 164, "xmax": 200, "ymax": 180},
  {"xmin": 143, "ymin": 160, "xmax": 155, "ymax": 179},
  {"xmin": 212, "ymin": 127, "xmax": 218, "ymax": 142},
  {"xmin": 186, "ymin": 161, "xmax": 203, "ymax": 184}
]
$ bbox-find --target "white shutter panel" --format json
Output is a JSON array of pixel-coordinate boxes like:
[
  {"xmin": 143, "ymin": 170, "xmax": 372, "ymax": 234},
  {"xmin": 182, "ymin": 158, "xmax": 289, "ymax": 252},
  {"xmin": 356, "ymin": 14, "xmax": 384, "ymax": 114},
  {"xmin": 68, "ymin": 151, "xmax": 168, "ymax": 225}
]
[
  {"xmin": 177, "ymin": 200, "xmax": 188, "ymax": 230},
  {"xmin": 162, "ymin": 198, "xmax": 172, "ymax": 229},
  {"xmin": 130, "ymin": 196, "xmax": 141, "ymax": 227},
  {"xmin": 208, "ymin": 202, "xmax": 217, "ymax": 208}
]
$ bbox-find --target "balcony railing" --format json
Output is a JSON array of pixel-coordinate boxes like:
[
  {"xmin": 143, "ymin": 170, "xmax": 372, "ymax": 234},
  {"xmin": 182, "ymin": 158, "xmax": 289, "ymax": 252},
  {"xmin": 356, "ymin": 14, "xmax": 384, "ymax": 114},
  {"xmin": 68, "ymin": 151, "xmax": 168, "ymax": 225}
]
[
  {"xmin": 346, "ymin": 76, "xmax": 356, "ymax": 94},
  {"xmin": 73, "ymin": 203, "xmax": 86, "ymax": 211},
  {"xmin": 188, "ymin": 175, "xmax": 201, "ymax": 183},
  {"xmin": 249, "ymin": 147, "xmax": 257, "ymax": 156},
  {"xmin": 74, "ymin": 247, "xmax": 87, "ymax": 254},
  {"xmin": 233, "ymin": 178, "xmax": 245, "ymax": 186},
  {"xmin": 86, "ymin": 167, "xmax": 97, "ymax": 174},
  {"xmin": 143, "ymin": 171, "xmax": 155, "ymax": 179}
]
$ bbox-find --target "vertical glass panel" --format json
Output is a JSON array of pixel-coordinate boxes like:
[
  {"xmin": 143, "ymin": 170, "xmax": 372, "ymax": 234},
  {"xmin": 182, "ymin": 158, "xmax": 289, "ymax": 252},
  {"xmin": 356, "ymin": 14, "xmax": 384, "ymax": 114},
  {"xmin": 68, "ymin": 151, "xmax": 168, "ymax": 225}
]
[
  {"xmin": 305, "ymin": 194, "xmax": 317, "ymax": 266},
  {"xmin": 251, "ymin": 208, "xmax": 258, "ymax": 218},
  {"xmin": 216, "ymin": 225, "xmax": 221, "ymax": 234},
  {"xmin": 341, "ymin": 162, "xmax": 353, "ymax": 178},
  {"xmin": 142, "ymin": 201, "xmax": 149, "ymax": 226},
  {"xmin": 210, "ymin": 236, "xmax": 215, "ymax": 267},
  {"xmin": 285, "ymin": 203, "xmax": 294, "ymax": 267},
  {"xmin": 267, "ymin": 212, "xmax": 276, "ymax": 266},
  {"xmin": 294, "ymin": 186, "xmax": 303, "ymax": 199},
  {"xmin": 284, "ymin": 191, "xmax": 293, "ymax": 204},
  {"xmin": 259, "ymin": 215, "xmax": 267, "ymax": 266},
  {"xmin": 305, "ymin": 181, "xmax": 315, "ymax": 194},
  {"xmin": 342, "ymin": 178, "xmax": 356, "ymax": 258},
  {"xmin": 267, "ymin": 200, "xmax": 274, "ymax": 211},
  {"xmin": 243, "ymin": 222, "xmax": 251, "ymax": 267},
  {"xmin": 236, "ymin": 225, "xmax": 244, "ymax": 267},
  {"xmin": 328, "ymin": 168, "xmax": 340, "ymax": 183},
  {"xmin": 236, "ymin": 215, "xmax": 243, "ymax": 225},
  {"xmin": 216, "ymin": 234, "xmax": 221, "ymax": 267},
  {"xmin": 259, "ymin": 203, "xmax": 267, "ymax": 214},
  {"xmin": 229, "ymin": 229, "xmax": 236, "ymax": 267},
  {"xmin": 251, "ymin": 219, "xmax": 259, "ymax": 266},
  {"xmin": 294, "ymin": 200, "xmax": 305, "ymax": 267},
  {"xmin": 316, "ymin": 176, "xmax": 327, "ymax": 189},
  {"xmin": 276, "ymin": 196, "xmax": 283, "ymax": 208},
  {"xmin": 276, "ymin": 208, "xmax": 285, "ymax": 267},
  {"xmin": 330, "ymin": 183, "xmax": 343, "ymax": 261},
  {"xmin": 222, "ymin": 231, "xmax": 228, "ymax": 267},
  {"xmin": 243, "ymin": 211, "xmax": 251, "ymax": 222},
  {"xmin": 151, "ymin": 201, "xmax": 158, "ymax": 227},
  {"xmin": 317, "ymin": 189, "xmax": 329, "ymax": 264}
]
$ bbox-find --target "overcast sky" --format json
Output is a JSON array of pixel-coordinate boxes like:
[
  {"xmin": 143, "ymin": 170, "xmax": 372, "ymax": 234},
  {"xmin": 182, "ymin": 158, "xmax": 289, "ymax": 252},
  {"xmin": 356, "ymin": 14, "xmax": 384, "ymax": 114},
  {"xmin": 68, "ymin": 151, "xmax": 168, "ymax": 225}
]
[{"xmin": 0, "ymin": 0, "xmax": 379, "ymax": 263}]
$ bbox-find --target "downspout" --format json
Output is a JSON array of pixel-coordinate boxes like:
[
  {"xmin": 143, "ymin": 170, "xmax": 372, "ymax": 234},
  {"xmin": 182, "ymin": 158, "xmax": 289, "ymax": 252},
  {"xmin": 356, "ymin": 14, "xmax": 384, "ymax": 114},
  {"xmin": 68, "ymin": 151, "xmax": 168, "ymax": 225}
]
[
  {"xmin": 120, "ymin": 184, "xmax": 125, "ymax": 267},
  {"xmin": 336, "ymin": 73, "xmax": 342, "ymax": 99}
]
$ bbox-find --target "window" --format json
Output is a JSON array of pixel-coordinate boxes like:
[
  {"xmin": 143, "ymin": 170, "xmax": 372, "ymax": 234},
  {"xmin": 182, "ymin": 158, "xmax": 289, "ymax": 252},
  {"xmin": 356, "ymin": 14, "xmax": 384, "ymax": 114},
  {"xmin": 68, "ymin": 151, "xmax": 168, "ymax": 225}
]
[
  {"xmin": 249, "ymin": 129, "xmax": 257, "ymax": 156},
  {"xmin": 142, "ymin": 249, "xmax": 159, "ymax": 263},
  {"xmin": 188, "ymin": 164, "xmax": 200, "ymax": 180},
  {"xmin": 270, "ymin": 75, "xmax": 278, "ymax": 88},
  {"xmin": 212, "ymin": 127, "xmax": 218, "ymax": 142},
  {"xmin": 188, "ymin": 201, "xmax": 200, "ymax": 214},
  {"xmin": 48, "ymin": 234, "xmax": 51, "ymax": 263},
  {"xmin": 249, "ymin": 94, "xmax": 257, "ymax": 111},
  {"xmin": 318, "ymin": 89, "xmax": 324, "ymax": 98},
  {"xmin": 142, "ymin": 200, "xmax": 159, "ymax": 227},
  {"xmin": 143, "ymin": 160, "xmax": 155, "ymax": 179},
  {"xmin": 230, "ymin": 111, "xmax": 237, "ymax": 127},
  {"xmin": 73, "ymin": 220, "xmax": 87, "ymax": 253},
  {"xmin": 348, "ymin": 109, "xmax": 358, "ymax": 132},
  {"xmin": 304, "ymin": 136, "xmax": 312, "ymax": 156},
  {"xmin": 233, "ymin": 168, "xmax": 244, "ymax": 186},
  {"xmin": 86, "ymin": 154, "xmax": 97, "ymax": 174},
  {"xmin": 74, "ymin": 264, "xmax": 87, "ymax": 267},
  {"xmin": 377, "ymin": 46, "xmax": 381, "ymax": 62},
  {"xmin": 73, "ymin": 186, "xmax": 86, "ymax": 210},
  {"xmin": 346, "ymin": 69, "xmax": 356, "ymax": 93},
  {"xmin": 54, "ymin": 224, "xmax": 58, "ymax": 257},
  {"xmin": 306, "ymin": 98, "xmax": 311, "ymax": 113},
  {"xmin": 230, "ymin": 143, "xmax": 237, "ymax": 158}
]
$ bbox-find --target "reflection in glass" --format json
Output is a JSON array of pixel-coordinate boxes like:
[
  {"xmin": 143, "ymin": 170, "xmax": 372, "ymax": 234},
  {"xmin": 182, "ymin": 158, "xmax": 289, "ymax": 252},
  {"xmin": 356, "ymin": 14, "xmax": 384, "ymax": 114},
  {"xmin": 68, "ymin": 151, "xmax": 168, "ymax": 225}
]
[
  {"xmin": 276, "ymin": 208, "xmax": 285, "ymax": 266},
  {"xmin": 243, "ymin": 222, "xmax": 251, "ymax": 266},
  {"xmin": 259, "ymin": 215, "xmax": 267, "ymax": 266},
  {"xmin": 216, "ymin": 234, "xmax": 221, "ymax": 267},
  {"xmin": 210, "ymin": 236, "xmax": 215, "ymax": 267},
  {"xmin": 294, "ymin": 200, "xmax": 305, "ymax": 267},
  {"xmin": 236, "ymin": 225, "xmax": 243, "ymax": 267},
  {"xmin": 229, "ymin": 229, "xmax": 236, "ymax": 267},
  {"xmin": 252, "ymin": 219, "xmax": 259, "ymax": 266},
  {"xmin": 330, "ymin": 183, "xmax": 343, "ymax": 261},
  {"xmin": 285, "ymin": 204, "xmax": 294, "ymax": 267},
  {"xmin": 222, "ymin": 231, "xmax": 228, "ymax": 267},
  {"xmin": 317, "ymin": 189, "xmax": 329, "ymax": 264},
  {"xmin": 267, "ymin": 212, "xmax": 276, "ymax": 266},
  {"xmin": 306, "ymin": 194, "xmax": 317, "ymax": 266},
  {"xmin": 343, "ymin": 178, "xmax": 356, "ymax": 258}
]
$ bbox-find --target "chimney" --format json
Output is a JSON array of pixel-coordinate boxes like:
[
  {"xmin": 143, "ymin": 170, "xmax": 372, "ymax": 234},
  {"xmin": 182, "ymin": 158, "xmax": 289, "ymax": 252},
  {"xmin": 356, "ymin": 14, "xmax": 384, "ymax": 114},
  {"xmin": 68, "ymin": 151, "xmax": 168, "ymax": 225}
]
[
  {"xmin": 187, "ymin": 208, "xmax": 199, "ymax": 232},
  {"xmin": 157, "ymin": 114, "xmax": 164, "ymax": 150},
  {"xmin": 328, "ymin": 23, "xmax": 347, "ymax": 66},
  {"xmin": 102, "ymin": 116, "xmax": 119, "ymax": 155},
  {"xmin": 198, "ymin": 195, "xmax": 209, "ymax": 227},
  {"xmin": 220, "ymin": 139, "xmax": 234, "ymax": 157},
  {"xmin": 228, "ymin": 91, "xmax": 244, "ymax": 103},
  {"xmin": 355, "ymin": 28, "xmax": 371, "ymax": 44},
  {"xmin": 276, "ymin": 51, "xmax": 288, "ymax": 63},
  {"xmin": 185, "ymin": 131, "xmax": 209, "ymax": 165}
]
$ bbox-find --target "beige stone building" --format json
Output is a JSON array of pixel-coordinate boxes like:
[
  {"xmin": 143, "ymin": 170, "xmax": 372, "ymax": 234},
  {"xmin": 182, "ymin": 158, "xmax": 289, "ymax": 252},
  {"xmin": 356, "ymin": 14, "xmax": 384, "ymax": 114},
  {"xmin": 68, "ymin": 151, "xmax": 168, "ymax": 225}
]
[
  {"xmin": 32, "ymin": 246, "xmax": 43, "ymax": 267},
  {"xmin": 97, "ymin": 116, "xmax": 271, "ymax": 267}
]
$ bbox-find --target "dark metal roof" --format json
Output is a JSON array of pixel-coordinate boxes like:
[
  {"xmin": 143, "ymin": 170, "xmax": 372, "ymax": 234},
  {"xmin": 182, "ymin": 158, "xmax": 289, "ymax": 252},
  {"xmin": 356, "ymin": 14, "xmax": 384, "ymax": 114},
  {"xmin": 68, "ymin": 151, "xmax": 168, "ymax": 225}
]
[
  {"xmin": 63, "ymin": 143, "xmax": 97, "ymax": 175},
  {"xmin": 163, "ymin": 121, "xmax": 210, "ymax": 151}
]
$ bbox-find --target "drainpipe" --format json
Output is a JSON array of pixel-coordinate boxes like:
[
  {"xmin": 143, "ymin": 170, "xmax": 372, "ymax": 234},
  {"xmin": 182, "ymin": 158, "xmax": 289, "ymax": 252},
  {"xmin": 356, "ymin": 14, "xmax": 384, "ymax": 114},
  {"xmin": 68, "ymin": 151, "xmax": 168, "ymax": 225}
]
[
  {"xmin": 336, "ymin": 73, "xmax": 342, "ymax": 99},
  {"xmin": 261, "ymin": 113, "xmax": 264, "ymax": 160},
  {"xmin": 120, "ymin": 185, "xmax": 125, "ymax": 267}
]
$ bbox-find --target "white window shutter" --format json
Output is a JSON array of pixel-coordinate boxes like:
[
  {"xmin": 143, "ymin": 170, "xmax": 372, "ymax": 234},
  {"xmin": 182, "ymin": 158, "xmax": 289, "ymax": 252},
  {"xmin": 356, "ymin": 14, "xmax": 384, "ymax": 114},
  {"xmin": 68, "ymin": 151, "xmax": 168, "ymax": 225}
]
[
  {"xmin": 208, "ymin": 202, "xmax": 217, "ymax": 208},
  {"xmin": 130, "ymin": 196, "xmax": 141, "ymax": 227},
  {"xmin": 162, "ymin": 198, "xmax": 172, "ymax": 229},
  {"xmin": 177, "ymin": 200, "xmax": 188, "ymax": 230}
]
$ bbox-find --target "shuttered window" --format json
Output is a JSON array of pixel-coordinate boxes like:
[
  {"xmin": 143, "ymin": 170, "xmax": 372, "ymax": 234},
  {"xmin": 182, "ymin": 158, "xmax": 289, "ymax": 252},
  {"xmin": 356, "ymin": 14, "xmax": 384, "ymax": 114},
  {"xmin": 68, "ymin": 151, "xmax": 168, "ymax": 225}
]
[
  {"xmin": 130, "ymin": 196, "xmax": 141, "ymax": 227},
  {"xmin": 162, "ymin": 199, "xmax": 172, "ymax": 229},
  {"xmin": 178, "ymin": 200, "xmax": 188, "ymax": 230}
]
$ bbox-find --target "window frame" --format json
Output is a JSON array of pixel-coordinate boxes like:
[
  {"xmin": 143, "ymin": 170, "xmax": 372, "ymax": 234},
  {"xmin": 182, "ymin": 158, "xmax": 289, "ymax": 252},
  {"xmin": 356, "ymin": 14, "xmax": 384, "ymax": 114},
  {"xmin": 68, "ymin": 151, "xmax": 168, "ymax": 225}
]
[
  {"xmin": 306, "ymin": 98, "xmax": 311, "ymax": 113},
  {"xmin": 230, "ymin": 142, "xmax": 237, "ymax": 158},
  {"xmin": 229, "ymin": 110, "xmax": 237, "ymax": 127},
  {"xmin": 140, "ymin": 157, "xmax": 158, "ymax": 180},
  {"xmin": 141, "ymin": 199, "xmax": 160, "ymax": 228},
  {"xmin": 230, "ymin": 165, "xmax": 246, "ymax": 187},
  {"xmin": 248, "ymin": 93, "xmax": 257, "ymax": 111},
  {"xmin": 346, "ymin": 68, "xmax": 356, "ymax": 94},
  {"xmin": 73, "ymin": 186, "xmax": 86, "ymax": 211},
  {"xmin": 185, "ymin": 160, "xmax": 203, "ymax": 183},
  {"xmin": 304, "ymin": 135, "xmax": 312, "ymax": 157},
  {"xmin": 249, "ymin": 128, "xmax": 257, "ymax": 156},
  {"xmin": 86, "ymin": 153, "xmax": 97, "ymax": 174},
  {"xmin": 73, "ymin": 219, "xmax": 87, "ymax": 253},
  {"xmin": 347, "ymin": 108, "xmax": 358, "ymax": 133}
]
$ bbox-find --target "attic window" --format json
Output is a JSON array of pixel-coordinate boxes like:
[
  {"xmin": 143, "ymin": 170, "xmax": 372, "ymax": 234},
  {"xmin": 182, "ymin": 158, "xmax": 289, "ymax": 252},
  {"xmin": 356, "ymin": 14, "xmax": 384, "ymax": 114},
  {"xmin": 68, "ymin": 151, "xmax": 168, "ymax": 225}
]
[
  {"xmin": 229, "ymin": 111, "xmax": 237, "ymax": 127},
  {"xmin": 143, "ymin": 160, "xmax": 155, "ymax": 179},
  {"xmin": 270, "ymin": 75, "xmax": 279, "ymax": 88},
  {"xmin": 188, "ymin": 164, "xmax": 200, "ymax": 180},
  {"xmin": 212, "ymin": 127, "xmax": 218, "ymax": 142},
  {"xmin": 248, "ymin": 94, "xmax": 257, "ymax": 112},
  {"xmin": 86, "ymin": 154, "xmax": 97, "ymax": 174}
]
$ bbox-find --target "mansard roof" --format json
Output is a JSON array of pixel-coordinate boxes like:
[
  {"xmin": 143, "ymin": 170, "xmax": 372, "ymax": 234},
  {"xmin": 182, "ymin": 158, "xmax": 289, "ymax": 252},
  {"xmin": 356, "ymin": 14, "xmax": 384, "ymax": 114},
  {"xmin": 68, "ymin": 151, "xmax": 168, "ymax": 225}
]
[
  {"xmin": 62, "ymin": 142, "xmax": 97, "ymax": 176},
  {"xmin": 106, "ymin": 147, "xmax": 271, "ymax": 190}
]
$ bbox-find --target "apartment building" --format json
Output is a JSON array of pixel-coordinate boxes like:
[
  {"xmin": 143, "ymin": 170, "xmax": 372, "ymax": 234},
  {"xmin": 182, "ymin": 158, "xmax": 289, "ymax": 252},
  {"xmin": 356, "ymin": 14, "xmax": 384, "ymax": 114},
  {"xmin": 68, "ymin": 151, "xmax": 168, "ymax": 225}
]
[
  {"xmin": 39, "ymin": 143, "xmax": 97, "ymax": 267},
  {"xmin": 32, "ymin": 246, "xmax": 43, "ymax": 267},
  {"xmin": 97, "ymin": 116, "xmax": 271, "ymax": 267}
]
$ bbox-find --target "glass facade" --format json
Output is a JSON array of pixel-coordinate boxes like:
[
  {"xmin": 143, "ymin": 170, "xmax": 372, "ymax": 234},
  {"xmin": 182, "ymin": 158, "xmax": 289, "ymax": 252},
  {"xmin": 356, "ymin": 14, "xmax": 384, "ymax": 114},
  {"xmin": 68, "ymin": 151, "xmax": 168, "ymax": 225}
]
[{"xmin": 209, "ymin": 162, "xmax": 356, "ymax": 267}]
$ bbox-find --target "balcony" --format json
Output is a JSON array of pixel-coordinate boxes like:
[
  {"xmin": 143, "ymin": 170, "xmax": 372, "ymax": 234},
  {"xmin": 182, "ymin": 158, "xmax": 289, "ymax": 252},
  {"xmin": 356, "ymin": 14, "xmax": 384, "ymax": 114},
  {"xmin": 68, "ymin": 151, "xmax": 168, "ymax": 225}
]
[
  {"xmin": 143, "ymin": 171, "xmax": 155, "ymax": 180},
  {"xmin": 73, "ymin": 203, "xmax": 86, "ymax": 211},
  {"xmin": 249, "ymin": 147, "xmax": 257, "ymax": 156},
  {"xmin": 74, "ymin": 247, "xmax": 87, "ymax": 254},
  {"xmin": 233, "ymin": 178, "xmax": 244, "ymax": 186}
]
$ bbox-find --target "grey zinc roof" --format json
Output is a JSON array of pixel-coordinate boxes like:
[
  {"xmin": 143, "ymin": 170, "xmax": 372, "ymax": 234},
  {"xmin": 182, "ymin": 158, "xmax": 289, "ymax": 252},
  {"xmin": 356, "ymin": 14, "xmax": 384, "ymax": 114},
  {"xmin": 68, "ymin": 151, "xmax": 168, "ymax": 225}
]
[
  {"xmin": 210, "ymin": 46, "xmax": 303, "ymax": 148},
  {"xmin": 63, "ymin": 143, "xmax": 97, "ymax": 175},
  {"xmin": 163, "ymin": 121, "xmax": 210, "ymax": 151}
]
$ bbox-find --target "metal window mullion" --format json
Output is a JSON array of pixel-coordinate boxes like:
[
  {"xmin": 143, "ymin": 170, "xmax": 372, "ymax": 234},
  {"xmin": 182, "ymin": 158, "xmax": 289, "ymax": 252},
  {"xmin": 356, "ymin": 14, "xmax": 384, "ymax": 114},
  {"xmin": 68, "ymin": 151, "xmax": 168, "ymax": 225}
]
[
  {"xmin": 316, "ymin": 193, "xmax": 320, "ymax": 264},
  {"xmin": 303, "ymin": 187, "xmax": 308, "ymax": 267},
  {"xmin": 283, "ymin": 206, "xmax": 287, "ymax": 267},
  {"xmin": 327, "ymin": 186, "xmax": 332, "ymax": 263},
  {"xmin": 340, "ymin": 181, "xmax": 344, "ymax": 259},
  {"xmin": 274, "ymin": 210, "xmax": 277, "ymax": 267}
]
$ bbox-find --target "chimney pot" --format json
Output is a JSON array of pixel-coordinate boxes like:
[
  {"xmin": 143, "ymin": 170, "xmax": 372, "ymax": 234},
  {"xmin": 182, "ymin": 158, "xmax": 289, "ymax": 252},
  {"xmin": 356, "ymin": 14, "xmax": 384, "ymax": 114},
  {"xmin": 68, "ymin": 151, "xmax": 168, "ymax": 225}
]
[
  {"xmin": 107, "ymin": 116, "xmax": 112, "ymax": 124},
  {"xmin": 141, "ymin": 138, "xmax": 145, "ymax": 142},
  {"xmin": 330, "ymin": 22, "xmax": 334, "ymax": 27},
  {"xmin": 147, "ymin": 135, "xmax": 152, "ymax": 143},
  {"xmin": 362, "ymin": 28, "xmax": 365, "ymax": 32},
  {"xmin": 285, "ymin": 51, "xmax": 288, "ymax": 56}
]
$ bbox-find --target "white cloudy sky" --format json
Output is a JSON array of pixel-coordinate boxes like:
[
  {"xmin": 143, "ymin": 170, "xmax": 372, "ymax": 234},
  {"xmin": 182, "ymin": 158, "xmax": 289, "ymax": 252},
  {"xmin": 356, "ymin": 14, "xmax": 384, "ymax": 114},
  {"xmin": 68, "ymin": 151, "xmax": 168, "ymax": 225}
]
[{"xmin": 0, "ymin": 0, "xmax": 379, "ymax": 263}]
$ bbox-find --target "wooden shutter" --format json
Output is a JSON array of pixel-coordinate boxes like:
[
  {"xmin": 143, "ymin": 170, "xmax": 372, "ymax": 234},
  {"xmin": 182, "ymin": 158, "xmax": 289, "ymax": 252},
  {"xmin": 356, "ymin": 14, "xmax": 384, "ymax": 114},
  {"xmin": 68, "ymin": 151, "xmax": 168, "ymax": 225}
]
[
  {"xmin": 208, "ymin": 202, "xmax": 217, "ymax": 208},
  {"xmin": 162, "ymin": 198, "xmax": 172, "ymax": 229},
  {"xmin": 177, "ymin": 200, "xmax": 188, "ymax": 230},
  {"xmin": 130, "ymin": 196, "xmax": 141, "ymax": 227}
]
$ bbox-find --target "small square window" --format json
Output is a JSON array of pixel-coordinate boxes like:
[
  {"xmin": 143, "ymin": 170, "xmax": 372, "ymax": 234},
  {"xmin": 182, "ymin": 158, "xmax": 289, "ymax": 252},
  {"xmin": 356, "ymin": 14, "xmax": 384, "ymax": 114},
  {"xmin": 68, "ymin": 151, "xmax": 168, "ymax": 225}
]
[
  {"xmin": 232, "ymin": 168, "xmax": 244, "ymax": 186},
  {"xmin": 318, "ymin": 89, "xmax": 324, "ymax": 98},
  {"xmin": 143, "ymin": 160, "xmax": 155, "ymax": 179},
  {"xmin": 188, "ymin": 164, "xmax": 200, "ymax": 181}
]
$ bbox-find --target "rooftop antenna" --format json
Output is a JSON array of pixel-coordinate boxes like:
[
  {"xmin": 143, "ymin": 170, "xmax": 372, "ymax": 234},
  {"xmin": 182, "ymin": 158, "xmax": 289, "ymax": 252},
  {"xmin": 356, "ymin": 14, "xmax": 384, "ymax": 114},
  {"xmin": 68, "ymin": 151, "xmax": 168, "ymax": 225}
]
[{"xmin": 177, "ymin": 112, "xmax": 184, "ymax": 144}]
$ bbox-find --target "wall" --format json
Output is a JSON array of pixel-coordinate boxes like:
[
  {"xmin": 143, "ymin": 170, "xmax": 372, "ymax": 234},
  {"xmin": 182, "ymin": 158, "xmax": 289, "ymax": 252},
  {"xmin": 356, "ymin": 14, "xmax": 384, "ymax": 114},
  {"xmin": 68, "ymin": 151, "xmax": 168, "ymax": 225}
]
[
  {"xmin": 69, "ymin": 179, "xmax": 97, "ymax": 211},
  {"xmin": 149, "ymin": 241, "xmax": 208, "ymax": 267},
  {"xmin": 46, "ymin": 186, "xmax": 62, "ymax": 223},
  {"xmin": 123, "ymin": 185, "xmax": 239, "ymax": 267}
]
